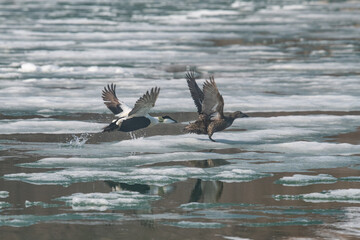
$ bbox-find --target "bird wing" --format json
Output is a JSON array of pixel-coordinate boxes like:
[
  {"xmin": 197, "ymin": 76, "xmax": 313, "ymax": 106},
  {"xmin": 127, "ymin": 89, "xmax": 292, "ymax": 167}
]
[
  {"xmin": 102, "ymin": 83, "xmax": 132, "ymax": 116},
  {"xmin": 201, "ymin": 76, "xmax": 224, "ymax": 120},
  {"xmin": 128, "ymin": 87, "xmax": 160, "ymax": 117},
  {"xmin": 185, "ymin": 70, "xmax": 204, "ymax": 114}
]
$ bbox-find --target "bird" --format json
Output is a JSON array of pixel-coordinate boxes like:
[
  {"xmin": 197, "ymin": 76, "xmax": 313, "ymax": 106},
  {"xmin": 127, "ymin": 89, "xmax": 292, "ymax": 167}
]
[
  {"xmin": 102, "ymin": 83, "xmax": 177, "ymax": 133},
  {"xmin": 184, "ymin": 71, "xmax": 248, "ymax": 142}
]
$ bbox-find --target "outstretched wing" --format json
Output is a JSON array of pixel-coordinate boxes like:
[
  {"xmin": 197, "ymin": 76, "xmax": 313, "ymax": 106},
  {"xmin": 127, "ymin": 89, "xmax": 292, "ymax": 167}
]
[
  {"xmin": 128, "ymin": 87, "xmax": 160, "ymax": 117},
  {"xmin": 202, "ymin": 76, "xmax": 224, "ymax": 119},
  {"xmin": 102, "ymin": 83, "xmax": 131, "ymax": 116},
  {"xmin": 186, "ymin": 70, "xmax": 204, "ymax": 114}
]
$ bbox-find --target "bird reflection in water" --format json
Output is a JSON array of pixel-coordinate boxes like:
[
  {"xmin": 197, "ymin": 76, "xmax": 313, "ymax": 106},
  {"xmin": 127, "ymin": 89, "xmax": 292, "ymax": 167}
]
[
  {"xmin": 189, "ymin": 179, "xmax": 223, "ymax": 203},
  {"xmin": 186, "ymin": 158, "xmax": 225, "ymax": 204},
  {"xmin": 104, "ymin": 181, "xmax": 173, "ymax": 196},
  {"xmin": 104, "ymin": 181, "xmax": 174, "ymax": 229}
]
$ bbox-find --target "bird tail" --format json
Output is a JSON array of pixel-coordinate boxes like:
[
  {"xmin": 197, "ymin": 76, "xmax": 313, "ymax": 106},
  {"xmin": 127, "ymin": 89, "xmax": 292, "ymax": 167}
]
[
  {"xmin": 183, "ymin": 125, "xmax": 191, "ymax": 133},
  {"xmin": 183, "ymin": 123, "xmax": 203, "ymax": 134},
  {"xmin": 103, "ymin": 122, "xmax": 118, "ymax": 132}
]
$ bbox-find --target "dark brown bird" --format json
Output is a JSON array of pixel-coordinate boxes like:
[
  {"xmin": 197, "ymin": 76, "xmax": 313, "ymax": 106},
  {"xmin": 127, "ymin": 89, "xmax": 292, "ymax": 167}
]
[{"xmin": 184, "ymin": 71, "xmax": 248, "ymax": 142}]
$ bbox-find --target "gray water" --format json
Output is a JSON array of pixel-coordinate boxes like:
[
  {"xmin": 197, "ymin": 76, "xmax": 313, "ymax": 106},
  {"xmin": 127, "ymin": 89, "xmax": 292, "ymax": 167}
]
[{"xmin": 1, "ymin": 0, "xmax": 360, "ymax": 239}]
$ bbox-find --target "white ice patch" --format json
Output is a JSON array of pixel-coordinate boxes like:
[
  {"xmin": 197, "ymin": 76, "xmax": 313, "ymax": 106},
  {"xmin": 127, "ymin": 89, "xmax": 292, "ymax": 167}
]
[
  {"xmin": 234, "ymin": 115, "xmax": 360, "ymax": 131},
  {"xmin": 340, "ymin": 176, "xmax": 360, "ymax": 182},
  {"xmin": 25, "ymin": 200, "xmax": 60, "ymax": 208},
  {"xmin": 4, "ymin": 166, "xmax": 204, "ymax": 186},
  {"xmin": 4, "ymin": 172, "xmax": 71, "ymax": 186},
  {"xmin": 223, "ymin": 236, "xmax": 252, "ymax": 240},
  {"xmin": 268, "ymin": 62, "xmax": 359, "ymax": 71},
  {"xmin": 0, "ymin": 118, "xmax": 104, "ymax": 134},
  {"xmin": 253, "ymin": 141, "xmax": 360, "ymax": 156},
  {"xmin": 274, "ymin": 189, "xmax": 360, "ymax": 203},
  {"xmin": 0, "ymin": 202, "xmax": 11, "ymax": 209},
  {"xmin": 239, "ymin": 154, "xmax": 359, "ymax": 173},
  {"xmin": 203, "ymin": 169, "xmax": 270, "ymax": 183},
  {"xmin": 162, "ymin": 220, "xmax": 225, "ymax": 229},
  {"xmin": 0, "ymin": 212, "xmax": 126, "ymax": 227},
  {"xmin": 187, "ymin": 10, "xmax": 238, "ymax": 18},
  {"xmin": 276, "ymin": 174, "xmax": 337, "ymax": 186},
  {"xmin": 0, "ymin": 191, "xmax": 9, "ymax": 199},
  {"xmin": 112, "ymin": 134, "xmax": 230, "ymax": 153},
  {"xmin": 332, "ymin": 207, "xmax": 360, "ymax": 237},
  {"xmin": 19, "ymin": 63, "xmax": 38, "ymax": 72},
  {"xmin": 8, "ymin": 149, "xmax": 273, "ymax": 186},
  {"xmin": 21, "ymin": 151, "xmax": 230, "ymax": 168},
  {"xmin": 132, "ymin": 167, "xmax": 204, "ymax": 177},
  {"xmin": 1, "ymin": 81, "xmax": 360, "ymax": 113},
  {"xmin": 56, "ymin": 191, "xmax": 160, "ymax": 211},
  {"xmin": 231, "ymin": 0, "xmax": 255, "ymax": 11}
]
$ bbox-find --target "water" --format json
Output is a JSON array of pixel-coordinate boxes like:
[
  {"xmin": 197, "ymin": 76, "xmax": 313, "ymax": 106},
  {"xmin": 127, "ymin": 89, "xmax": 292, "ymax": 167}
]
[{"xmin": 1, "ymin": 0, "xmax": 360, "ymax": 239}]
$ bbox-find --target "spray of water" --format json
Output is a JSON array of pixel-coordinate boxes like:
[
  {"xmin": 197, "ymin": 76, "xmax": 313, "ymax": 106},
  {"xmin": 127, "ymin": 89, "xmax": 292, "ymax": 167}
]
[
  {"xmin": 67, "ymin": 133, "xmax": 90, "ymax": 147},
  {"xmin": 128, "ymin": 131, "xmax": 146, "ymax": 140}
]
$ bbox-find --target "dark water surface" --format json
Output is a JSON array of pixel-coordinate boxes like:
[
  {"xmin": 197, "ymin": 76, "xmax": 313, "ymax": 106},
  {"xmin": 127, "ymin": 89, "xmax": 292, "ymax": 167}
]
[{"xmin": 1, "ymin": 0, "xmax": 360, "ymax": 239}]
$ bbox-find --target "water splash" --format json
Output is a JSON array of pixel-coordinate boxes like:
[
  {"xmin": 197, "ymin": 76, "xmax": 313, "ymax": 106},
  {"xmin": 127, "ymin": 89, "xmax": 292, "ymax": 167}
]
[
  {"xmin": 67, "ymin": 133, "xmax": 90, "ymax": 148},
  {"xmin": 128, "ymin": 131, "xmax": 146, "ymax": 141}
]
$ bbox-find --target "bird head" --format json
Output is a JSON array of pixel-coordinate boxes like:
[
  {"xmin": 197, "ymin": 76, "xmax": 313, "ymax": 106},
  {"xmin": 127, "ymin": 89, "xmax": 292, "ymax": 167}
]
[{"xmin": 232, "ymin": 111, "xmax": 249, "ymax": 119}]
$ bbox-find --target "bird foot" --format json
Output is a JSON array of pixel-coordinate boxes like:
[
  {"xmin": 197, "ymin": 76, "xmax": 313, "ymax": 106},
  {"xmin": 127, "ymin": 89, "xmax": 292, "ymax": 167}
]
[{"xmin": 209, "ymin": 136, "xmax": 216, "ymax": 142}]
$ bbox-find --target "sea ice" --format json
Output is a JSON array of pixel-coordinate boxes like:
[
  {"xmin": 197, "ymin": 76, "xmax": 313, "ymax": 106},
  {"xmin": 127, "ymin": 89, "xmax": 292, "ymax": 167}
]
[
  {"xmin": 276, "ymin": 174, "xmax": 337, "ymax": 186},
  {"xmin": 0, "ymin": 191, "xmax": 9, "ymax": 198},
  {"xmin": 274, "ymin": 189, "xmax": 360, "ymax": 203}
]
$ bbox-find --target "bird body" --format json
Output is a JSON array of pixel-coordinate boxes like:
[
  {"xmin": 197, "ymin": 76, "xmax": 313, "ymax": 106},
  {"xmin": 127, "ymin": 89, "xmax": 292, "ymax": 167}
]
[
  {"xmin": 184, "ymin": 71, "xmax": 248, "ymax": 141},
  {"xmin": 102, "ymin": 84, "xmax": 176, "ymax": 133}
]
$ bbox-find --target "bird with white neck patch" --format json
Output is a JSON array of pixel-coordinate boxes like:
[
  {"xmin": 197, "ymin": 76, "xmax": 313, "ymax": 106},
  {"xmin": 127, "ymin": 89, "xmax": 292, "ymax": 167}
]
[{"xmin": 102, "ymin": 84, "xmax": 177, "ymax": 133}]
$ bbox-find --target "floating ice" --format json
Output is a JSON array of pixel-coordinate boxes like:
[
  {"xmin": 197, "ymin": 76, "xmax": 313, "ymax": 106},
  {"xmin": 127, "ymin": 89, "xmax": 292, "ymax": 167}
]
[
  {"xmin": 0, "ymin": 191, "xmax": 9, "ymax": 198},
  {"xmin": 239, "ymin": 154, "xmax": 360, "ymax": 173},
  {"xmin": 187, "ymin": 10, "xmax": 238, "ymax": 18},
  {"xmin": 274, "ymin": 189, "xmax": 360, "ymax": 203},
  {"xmin": 223, "ymin": 236, "xmax": 252, "ymax": 240},
  {"xmin": 25, "ymin": 200, "xmax": 60, "ymax": 208},
  {"xmin": 0, "ymin": 118, "xmax": 103, "ymax": 134},
  {"xmin": 20, "ymin": 151, "xmax": 232, "ymax": 169},
  {"xmin": 339, "ymin": 176, "xmax": 360, "ymax": 182},
  {"xmin": 112, "ymin": 134, "xmax": 230, "ymax": 153},
  {"xmin": 19, "ymin": 63, "xmax": 37, "ymax": 72},
  {"xmin": 0, "ymin": 201, "xmax": 11, "ymax": 209},
  {"xmin": 203, "ymin": 169, "xmax": 270, "ymax": 183},
  {"xmin": 179, "ymin": 202, "xmax": 252, "ymax": 210},
  {"xmin": 275, "ymin": 174, "xmax": 337, "ymax": 186},
  {"xmin": 231, "ymin": 0, "xmax": 255, "ymax": 11},
  {"xmin": 132, "ymin": 167, "xmax": 204, "ymax": 177},
  {"xmin": 0, "ymin": 213, "xmax": 125, "ymax": 227},
  {"xmin": 55, "ymin": 191, "xmax": 160, "ymax": 211},
  {"xmin": 332, "ymin": 207, "xmax": 360, "ymax": 237},
  {"xmin": 162, "ymin": 220, "xmax": 225, "ymax": 229},
  {"xmin": 87, "ymin": 66, "xmax": 99, "ymax": 72},
  {"xmin": 4, "ymin": 166, "xmax": 204, "ymax": 186},
  {"xmin": 253, "ymin": 141, "xmax": 360, "ymax": 156},
  {"xmin": 4, "ymin": 171, "xmax": 72, "ymax": 186},
  {"xmin": 240, "ymin": 218, "xmax": 322, "ymax": 227}
]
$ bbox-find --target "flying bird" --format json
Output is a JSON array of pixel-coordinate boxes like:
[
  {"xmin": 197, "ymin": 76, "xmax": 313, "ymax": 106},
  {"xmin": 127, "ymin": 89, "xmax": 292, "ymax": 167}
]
[
  {"xmin": 102, "ymin": 84, "xmax": 176, "ymax": 133},
  {"xmin": 184, "ymin": 71, "xmax": 248, "ymax": 141}
]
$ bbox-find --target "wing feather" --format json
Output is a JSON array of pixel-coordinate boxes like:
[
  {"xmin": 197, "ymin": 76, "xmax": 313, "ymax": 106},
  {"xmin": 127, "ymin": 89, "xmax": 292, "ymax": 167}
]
[
  {"xmin": 185, "ymin": 70, "xmax": 204, "ymax": 114},
  {"xmin": 201, "ymin": 76, "xmax": 224, "ymax": 119},
  {"xmin": 128, "ymin": 87, "xmax": 160, "ymax": 117},
  {"xmin": 102, "ymin": 83, "xmax": 131, "ymax": 116}
]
